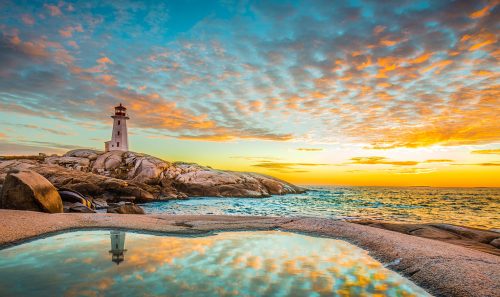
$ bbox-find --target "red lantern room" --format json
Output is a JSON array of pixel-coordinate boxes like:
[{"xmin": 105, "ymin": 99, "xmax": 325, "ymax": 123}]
[{"xmin": 114, "ymin": 103, "xmax": 127, "ymax": 116}]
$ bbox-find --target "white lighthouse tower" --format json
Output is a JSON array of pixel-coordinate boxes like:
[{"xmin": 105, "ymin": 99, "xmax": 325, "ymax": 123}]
[{"xmin": 105, "ymin": 103, "xmax": 129, "ymax": 152}]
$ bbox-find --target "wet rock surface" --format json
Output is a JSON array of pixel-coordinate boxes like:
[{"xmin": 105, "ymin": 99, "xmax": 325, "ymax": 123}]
[{"xmin": 355, "ymin": 220, "xmax": 500, "ymax": 256}]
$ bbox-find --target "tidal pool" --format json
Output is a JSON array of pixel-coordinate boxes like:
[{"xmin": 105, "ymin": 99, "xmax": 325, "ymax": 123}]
[{"xmin": 0, "ymin": 230, "xmax": 431, "ymax": 297}]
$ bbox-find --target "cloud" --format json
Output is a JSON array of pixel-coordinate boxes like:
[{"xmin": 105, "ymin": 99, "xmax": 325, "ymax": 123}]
[
  {"xmin": 296, "ymin": 148, "xmax": 323, "ymax": 152},
  {"xmin": 0, "ymin": 141, "xmax": 81, "ymax": 155},
  {"xmin": 469, "ymin": 1, "xmax": 498, "ymax": 19},
  {"xmin": 423, "ymin": 159, "xmax": 454, "ymax": 163},
  {"xmin": 230, "ymin": 156, "xmax": 282, "ymax": 162},
  {"xmin": 6, "ymin": 124, "xmax": 74, "ymax": 136},
  {"xmin": 471, "ymin": 149, "xmax": 500, "ymax": 154},
  {"xmin": 97, "ymin": 56, "xmax": 113, "ymax": 65},
  {"xmin": 68, "ymin": 40, "xmax": 79, "ymax": 48},
  {"xmin": 385, "ymin": 167, "xmax": 436, "ymax": 175},
  {"xmin": 59, "ymin": 25, "xmax": 83, "ymax": 38},
  {"xmin": 0, "ymin": 0, "xmax": 498, "ymax": 148},
  {"xmin": 19, "ymin": 140, "xmax": 84, "ymax": 150},
  {"xmin": 21, "ymin": 14, "xmax": 35, "ymax": 25},
  {"xmin": 350, "ymin": 156, "xmax": 418, "ymax": 166},
  {"xmin": 349, "ymin": 157, "xmax": 455, "ymax": 166},
  {"xmin": 44, "ymin": 4, "xmax": 62, "ymax": 16},
  {"xmin": 251, "ymin": 162, "xmax": 328, "ymax": 173},
  {"xmin": 453, "ymin": 162, "xmax": 500, "ymax": 166},
  {"xmin": 177, "ymin": 131, "xmax": 293, "ymax": 142}
]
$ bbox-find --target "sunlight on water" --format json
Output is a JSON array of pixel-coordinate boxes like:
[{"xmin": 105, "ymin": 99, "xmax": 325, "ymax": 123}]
[
  {"xmin": 0, "ymin": 231, "xmax": 431, "ymax": 297},
  {"xmin": 142, "ymin": 186, "xmax": 500, "ymax": 229}
]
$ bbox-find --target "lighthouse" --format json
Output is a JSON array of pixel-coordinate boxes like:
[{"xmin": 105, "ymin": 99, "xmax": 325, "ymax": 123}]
[{"xmin": 105, "ymin": 103, "xmax": 129, "ymax": 152}]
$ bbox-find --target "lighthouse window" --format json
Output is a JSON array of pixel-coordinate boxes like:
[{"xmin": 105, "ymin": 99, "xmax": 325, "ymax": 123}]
[
  {"xmin": 117, "ymin": 142, "xmax": 120, "ymax": 147},
  {"xmin": 117, "ymin": 131, "xmax": 120, "ymax": 136},
  {"xmin": 118, "ymin": 120, "xmax": 120, "ymax": 125}
]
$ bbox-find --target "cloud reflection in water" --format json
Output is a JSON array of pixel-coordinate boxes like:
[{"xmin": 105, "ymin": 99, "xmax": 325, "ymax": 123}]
[{"xmin": 0, "ymin": 230, "xmax": 431, "ymax": 297}]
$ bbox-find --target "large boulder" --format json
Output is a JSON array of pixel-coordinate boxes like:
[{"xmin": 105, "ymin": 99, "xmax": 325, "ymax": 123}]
[
  {"xmin": 93, "ymin": 151, "xmax": 125, "ymax": 172},
  {"xmin": 126, "ymin": 153, "xmax": 169, "ymax": 184},
  {"xmin": 0, "ymin": 170, "xmax": 63, "ymax": 213}
]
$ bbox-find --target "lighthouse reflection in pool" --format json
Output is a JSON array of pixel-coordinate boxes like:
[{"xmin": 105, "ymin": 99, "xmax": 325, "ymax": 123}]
[
  {"xmin": 0, "ymin": 230, "xmax": 431, "ymax": 297},
  {"xmin": 109, "ymin": 230, "xmax": 127, "ymax": 265}
]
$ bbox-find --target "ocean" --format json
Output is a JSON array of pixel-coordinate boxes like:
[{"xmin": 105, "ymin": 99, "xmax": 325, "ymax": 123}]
[{"xmin": 141, "ymin": 186, "xmax": 500, "ymax": 229}]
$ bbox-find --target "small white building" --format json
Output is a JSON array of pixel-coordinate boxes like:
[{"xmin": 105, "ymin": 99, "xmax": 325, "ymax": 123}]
[{"xmin": 105, "ymin": 103, "xmax": 129, "ymax": 152}]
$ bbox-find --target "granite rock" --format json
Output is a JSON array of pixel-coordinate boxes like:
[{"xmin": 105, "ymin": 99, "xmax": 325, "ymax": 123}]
[{"xmin": 0, "ymin": 170, "xmax": 63, "ymax": 213}]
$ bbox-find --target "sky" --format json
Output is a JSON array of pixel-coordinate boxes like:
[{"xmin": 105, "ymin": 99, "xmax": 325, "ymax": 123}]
[{"xmin": 0, "ymin": 0, "xmax": 499, "ymax": 187}]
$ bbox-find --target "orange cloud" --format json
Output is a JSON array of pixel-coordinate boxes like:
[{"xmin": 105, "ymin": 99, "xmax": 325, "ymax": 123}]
[
  {"xmin": 470, "ymin": 1, "xmax": 498, "ymax": 19},
  {"xmin": 178, "ymin": 134, "xmax": 235, "ymax": 142},
  {"xmin": 68, "ymin": 41, "xmax": 79, "ymax": 48},
  {"xmin": 371, "ymin": 118, "xmax": 500, "ymax": 149},
  {"xmin": 350, "ymin": 156, "xmax": 418, "ymax": 166},
  {"xmin": 408, "ymin": 52, "xmax": 433, "ymax": 65},
  {"xmin": 421, "ymin": 60, "xmax": 452, "ymax": 73},
  {"xmin": 477, "ymin": 162, "xmax": 500, "ymax": 166},
  {"xmin": 461, "ymin": 31, "xmax": 497, "ymax": 52},
  {"xmin": 45, "ymin": 4, "xmax": 62, "ymax": 16},
  {"xmin": 6, "ymin": 35, "xmax": 74, "ymax": 65},
  {"xmin": 380, "ymin": 39, "xmax": 398, "ymax": 47},
  {"xmin": 252, "ymin": 162, "xmax": 328, "ymax": 172},
  {"xmin": 424, "ymin": 159, "xmax": 454, "ymax": 163},
  {"xmin": 59, "ymin": 28, "xmax": 72, "ymax": 38},
  {"xmin": 99, "ymin": 74, "xmax": 117, "ymax": 86},
  {"xmin": 469, "ymin": 39, "xmax": 496, "ymax": 51},
  {"xmin": 97, "ymin": 56, "xmax": 113, "ymax": 65},
  {"xmin": 471, "ymin": 149, "xmax": 500, "ymax": 155},
  {"xmin": 249, "ymin": 100, "xmax": 263, "ymax": 112},
  {"xmin": 473, "ymin": 69, "xmax": 494, "ymax": 76},
  {"xmin": 179, "ymin": 132, "xmax": 293, "ymax": 142},
  {"xmin": 59, "ymin": 25, "xmax": 83, "ymax": 38}
]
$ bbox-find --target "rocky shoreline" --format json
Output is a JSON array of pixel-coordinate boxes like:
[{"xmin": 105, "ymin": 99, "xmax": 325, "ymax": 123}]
[
  {"xmin": 0, "ymin": 210, "xmax": 498, "ymax": 297},
  {"xmin": 0, "ymin": 149, "xmax": 305, "ymax": 214}
]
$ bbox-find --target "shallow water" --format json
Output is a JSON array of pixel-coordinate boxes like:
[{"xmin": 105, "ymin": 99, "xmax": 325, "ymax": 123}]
[
  {"xmin": 0, "ymin": 230, "xmax": 430, "ymax": 297},
  {"xmin": 142, "ymin": 186, "xmax": 500, "ymax": 229}
]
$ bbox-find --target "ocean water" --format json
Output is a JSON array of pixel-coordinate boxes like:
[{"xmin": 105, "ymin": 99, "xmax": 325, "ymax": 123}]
[
  {"xmin": 142, "ymin": 186, "xmax": 500, "ymax": 229},
  {"xmin": 0, "ymin": 230, "xmax": 431, "ymax": 297}
]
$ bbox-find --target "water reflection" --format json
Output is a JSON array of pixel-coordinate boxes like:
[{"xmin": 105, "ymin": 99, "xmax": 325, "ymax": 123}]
[
  {"xmin": 0, "ymin": 231, "xmax": 432, "ymax": 297},
  {"xmin": 109, "ymin": 231, "xmax": 126, "ymax": 265}
]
